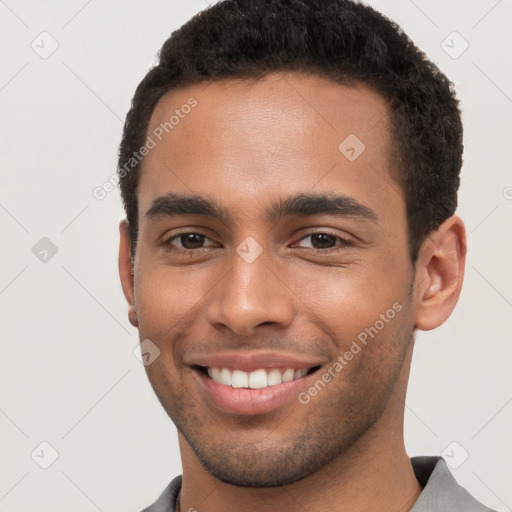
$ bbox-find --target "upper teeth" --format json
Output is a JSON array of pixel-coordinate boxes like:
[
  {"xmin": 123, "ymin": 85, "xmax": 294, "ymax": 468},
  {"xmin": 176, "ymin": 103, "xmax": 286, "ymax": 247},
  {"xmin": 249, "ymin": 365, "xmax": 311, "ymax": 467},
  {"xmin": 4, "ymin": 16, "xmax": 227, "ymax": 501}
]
[{"xmin": 207, "ymin": 367, "xmax": 309, "ymax": 389}]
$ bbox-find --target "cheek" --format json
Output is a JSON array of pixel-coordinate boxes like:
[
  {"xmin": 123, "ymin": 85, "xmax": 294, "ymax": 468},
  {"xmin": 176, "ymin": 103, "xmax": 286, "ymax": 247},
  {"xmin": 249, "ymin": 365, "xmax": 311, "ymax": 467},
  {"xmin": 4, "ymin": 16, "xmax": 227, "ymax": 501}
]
[
  {"xmin": 135, "ymin": 265, "xmax": 212, "ymax": 332},
  {"xmin": 283, "ymin": 260, "xmax": 409, "ymax": 342}
]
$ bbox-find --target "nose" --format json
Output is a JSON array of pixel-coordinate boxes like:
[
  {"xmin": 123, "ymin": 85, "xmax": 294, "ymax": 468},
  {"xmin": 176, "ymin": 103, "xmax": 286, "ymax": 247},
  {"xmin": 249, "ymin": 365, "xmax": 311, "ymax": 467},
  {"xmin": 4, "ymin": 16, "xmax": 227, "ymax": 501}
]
[{"xmin": 205, "ymin": 248, "xmax": 294, "ymax": 337}]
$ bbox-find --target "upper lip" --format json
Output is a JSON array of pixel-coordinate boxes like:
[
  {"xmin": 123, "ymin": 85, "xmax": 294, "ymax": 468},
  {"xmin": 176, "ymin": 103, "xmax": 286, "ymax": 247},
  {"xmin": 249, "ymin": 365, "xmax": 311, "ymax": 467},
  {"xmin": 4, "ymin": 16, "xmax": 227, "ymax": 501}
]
[{"xmin": 186, "ymin": 350, "xmax": 326, "ymax": 372}]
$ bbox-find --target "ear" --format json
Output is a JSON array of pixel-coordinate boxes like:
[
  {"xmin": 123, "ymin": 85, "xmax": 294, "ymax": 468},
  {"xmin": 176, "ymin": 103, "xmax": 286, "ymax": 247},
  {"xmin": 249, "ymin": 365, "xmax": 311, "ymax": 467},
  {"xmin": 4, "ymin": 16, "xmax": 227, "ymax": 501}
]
[
  {"xmin": 118, "ymin": 219, "xmax": 138, "ymax": 328},
  {"xmin": 413, "ymin": 215, "xmax": 467, "ymax": 331}
]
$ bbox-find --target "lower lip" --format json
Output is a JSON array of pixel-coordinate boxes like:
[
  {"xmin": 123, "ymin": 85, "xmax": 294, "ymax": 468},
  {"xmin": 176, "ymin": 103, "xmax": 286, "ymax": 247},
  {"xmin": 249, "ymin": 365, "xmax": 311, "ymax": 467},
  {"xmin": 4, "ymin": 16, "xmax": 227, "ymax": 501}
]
[{"xmin": 193, "ymin": 368, "xmax": 314, "ymax": 415}]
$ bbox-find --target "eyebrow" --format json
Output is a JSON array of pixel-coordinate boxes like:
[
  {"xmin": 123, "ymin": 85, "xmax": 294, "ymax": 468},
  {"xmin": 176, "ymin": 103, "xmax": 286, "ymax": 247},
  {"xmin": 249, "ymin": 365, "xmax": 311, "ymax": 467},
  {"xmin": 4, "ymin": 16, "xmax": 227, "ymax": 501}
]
[{"xmin": 144, "ymin": 192, "xmax": 378, "ymax": 224}]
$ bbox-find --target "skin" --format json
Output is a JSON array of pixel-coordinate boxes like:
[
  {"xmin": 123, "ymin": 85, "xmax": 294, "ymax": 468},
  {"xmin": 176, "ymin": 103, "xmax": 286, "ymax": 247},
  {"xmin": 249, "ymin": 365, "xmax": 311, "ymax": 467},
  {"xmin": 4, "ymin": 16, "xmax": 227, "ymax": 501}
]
[{"xmin": 118, "ymin": 71, "xmax": 466, "ymax": 512}]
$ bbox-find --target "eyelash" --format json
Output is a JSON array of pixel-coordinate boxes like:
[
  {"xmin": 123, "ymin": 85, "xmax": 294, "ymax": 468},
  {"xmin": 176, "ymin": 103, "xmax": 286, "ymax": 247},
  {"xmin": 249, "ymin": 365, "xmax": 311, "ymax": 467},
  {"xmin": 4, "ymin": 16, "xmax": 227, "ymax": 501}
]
[{"xmin": 162, "ymin": 231, "xmax": 354, "ymax": 253}]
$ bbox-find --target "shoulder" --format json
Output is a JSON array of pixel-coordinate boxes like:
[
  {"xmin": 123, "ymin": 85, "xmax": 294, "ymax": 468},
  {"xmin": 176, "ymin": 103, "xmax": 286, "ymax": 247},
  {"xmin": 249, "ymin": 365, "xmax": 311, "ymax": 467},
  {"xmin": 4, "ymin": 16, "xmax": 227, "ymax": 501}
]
[{"xmin": 140, "ymin": 475, "xmax": 182, "ymax": 512}]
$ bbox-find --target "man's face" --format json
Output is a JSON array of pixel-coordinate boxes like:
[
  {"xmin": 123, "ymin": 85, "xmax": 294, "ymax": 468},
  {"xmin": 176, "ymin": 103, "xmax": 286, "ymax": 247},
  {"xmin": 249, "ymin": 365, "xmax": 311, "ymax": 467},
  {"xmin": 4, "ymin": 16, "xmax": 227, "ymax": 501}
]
[{"xmin": 130, "ymin": 72, "xmax": 418, "ymax": 486}]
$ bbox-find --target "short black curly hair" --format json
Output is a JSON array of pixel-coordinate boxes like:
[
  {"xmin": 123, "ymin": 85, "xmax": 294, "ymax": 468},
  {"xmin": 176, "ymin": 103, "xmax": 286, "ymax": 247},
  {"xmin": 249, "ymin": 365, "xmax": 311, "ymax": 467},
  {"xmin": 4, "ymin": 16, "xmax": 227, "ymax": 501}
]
[{"xmin": 118, "ymin": 0, "xmax": 463, "ymax": 264}]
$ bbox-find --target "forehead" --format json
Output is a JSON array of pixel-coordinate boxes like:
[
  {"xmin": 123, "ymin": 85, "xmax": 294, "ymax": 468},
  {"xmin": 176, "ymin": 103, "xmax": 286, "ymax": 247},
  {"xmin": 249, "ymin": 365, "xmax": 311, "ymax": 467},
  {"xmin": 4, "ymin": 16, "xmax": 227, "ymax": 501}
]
[{"xmin": 138, "ymin": 71, "xmax": 400, "ymax": 222}]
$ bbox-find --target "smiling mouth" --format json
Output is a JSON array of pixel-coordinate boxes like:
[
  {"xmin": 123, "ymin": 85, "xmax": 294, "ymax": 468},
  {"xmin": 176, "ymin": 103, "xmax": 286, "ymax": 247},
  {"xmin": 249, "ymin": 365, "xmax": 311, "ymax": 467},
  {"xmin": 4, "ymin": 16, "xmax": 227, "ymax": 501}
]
[{"xmin": 194, "ymin": 365, "xmax": 322, "ymax": 389}]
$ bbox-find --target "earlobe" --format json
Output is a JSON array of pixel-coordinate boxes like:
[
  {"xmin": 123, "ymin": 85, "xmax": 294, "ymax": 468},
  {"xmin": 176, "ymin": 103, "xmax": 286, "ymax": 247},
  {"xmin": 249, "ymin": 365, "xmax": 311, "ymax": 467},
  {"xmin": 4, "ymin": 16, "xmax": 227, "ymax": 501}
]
[
  {"xmin": 414, "ymin": 216, "xmax": 467, "ymax": 331},
  {"xmin": 118, "ymin": 219, "xmax": 138, "ymax": 328}
]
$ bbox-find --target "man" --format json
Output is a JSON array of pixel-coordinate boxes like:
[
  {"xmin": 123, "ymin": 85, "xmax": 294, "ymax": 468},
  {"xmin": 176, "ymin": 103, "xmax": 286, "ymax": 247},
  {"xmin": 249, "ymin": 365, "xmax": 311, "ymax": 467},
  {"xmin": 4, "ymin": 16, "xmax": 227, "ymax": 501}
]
[{"xmin": 117, "ymin": 1, "xmax": 496, "ymax": 511}]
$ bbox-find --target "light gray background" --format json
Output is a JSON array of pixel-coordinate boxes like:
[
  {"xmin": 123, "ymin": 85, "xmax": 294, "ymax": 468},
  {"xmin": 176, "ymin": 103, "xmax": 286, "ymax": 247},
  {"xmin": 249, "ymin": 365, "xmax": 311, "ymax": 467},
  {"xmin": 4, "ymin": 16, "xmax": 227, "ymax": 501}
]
[{"xmin": 1, "ymin": 1, "xmax": 511, "ymax": 511}]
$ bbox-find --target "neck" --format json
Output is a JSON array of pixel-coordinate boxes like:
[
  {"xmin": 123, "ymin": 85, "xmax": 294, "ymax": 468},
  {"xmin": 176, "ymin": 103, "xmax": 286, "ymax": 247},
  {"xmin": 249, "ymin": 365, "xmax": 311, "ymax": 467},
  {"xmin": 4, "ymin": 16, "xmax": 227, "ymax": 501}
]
[{"xmin": 178, "ymin": 432, "xmax": 421, "ymax": 512}]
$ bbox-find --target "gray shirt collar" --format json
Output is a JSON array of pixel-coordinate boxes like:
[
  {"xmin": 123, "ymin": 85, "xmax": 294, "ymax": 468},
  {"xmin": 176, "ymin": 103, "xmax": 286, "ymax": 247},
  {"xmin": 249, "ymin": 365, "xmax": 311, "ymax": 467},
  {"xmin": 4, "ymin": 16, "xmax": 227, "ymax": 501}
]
[{"xmin": 410, "ymin": 456, "xmax": 495, "ymax": 512}]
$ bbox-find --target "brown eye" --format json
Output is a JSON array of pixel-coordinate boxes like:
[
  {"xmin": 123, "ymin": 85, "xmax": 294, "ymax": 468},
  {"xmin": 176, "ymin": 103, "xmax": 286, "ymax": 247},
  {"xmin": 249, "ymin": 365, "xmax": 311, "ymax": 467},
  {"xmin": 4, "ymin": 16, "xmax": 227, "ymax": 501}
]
[
  {"xmin": 309, "ymin": 233, "xmax": 337, "ymax": 249},
  {"xmin": 178, "ymin": 233, "xmax": 205, "ymax": 249},
  {"xmin": 164, "ymin": 232, "xmax": 217, "ymax": 251},
  {"xmin": 295, "ymin": 232, "xmax": 353, "ymax": 250}
]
